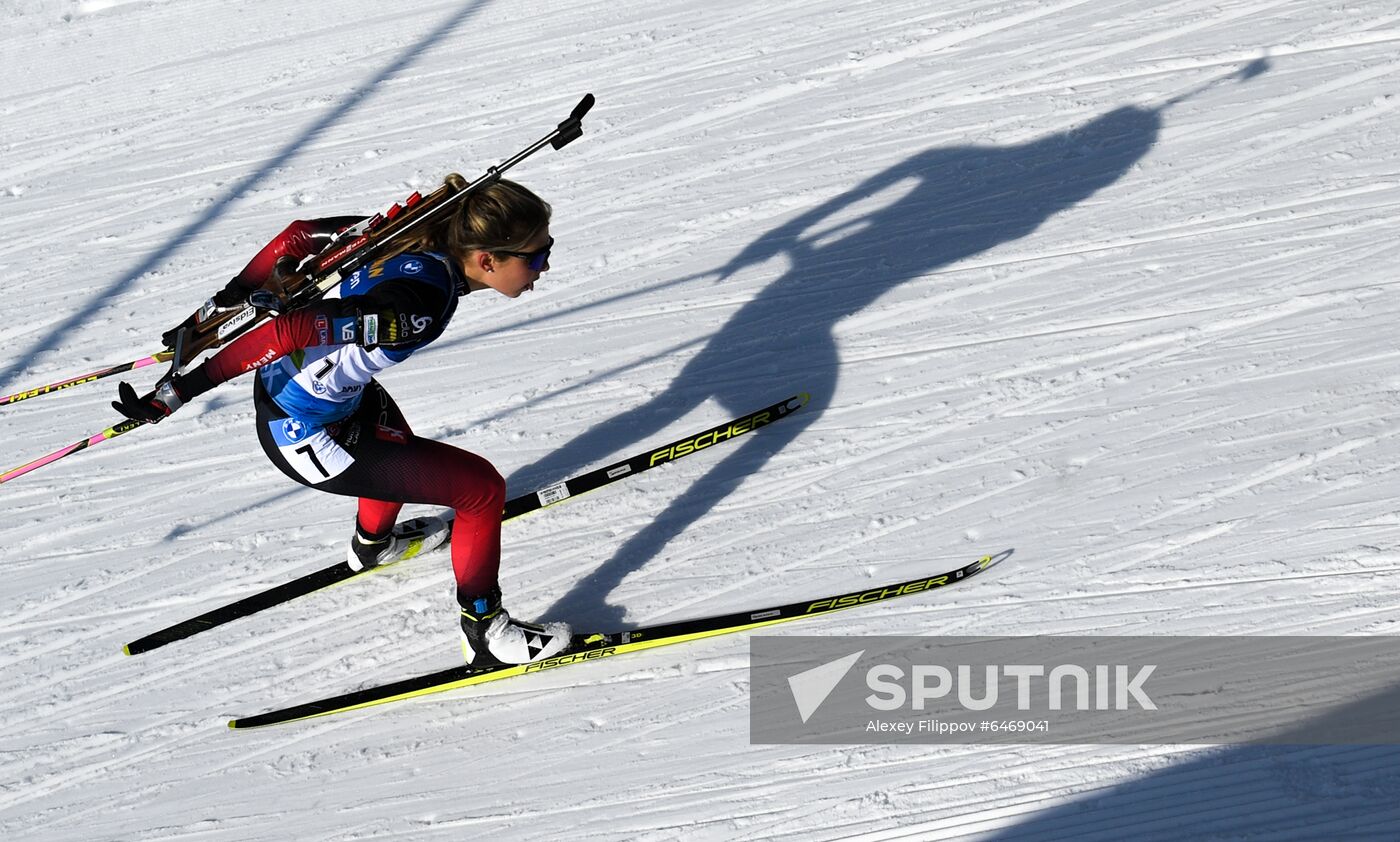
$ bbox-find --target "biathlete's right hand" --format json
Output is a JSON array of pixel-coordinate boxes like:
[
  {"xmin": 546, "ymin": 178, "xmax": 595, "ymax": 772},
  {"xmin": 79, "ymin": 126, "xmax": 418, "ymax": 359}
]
[
  {"xmin": 160, "ymin": 278, "xmax": 252, "ymax": 350},
  {"xmin": 158, "ymin": 257, "xmax": 299, "ymax": 350},
  {"xmin": 112, "ymin": 380, "xmax": 187, "ymax": 424}
]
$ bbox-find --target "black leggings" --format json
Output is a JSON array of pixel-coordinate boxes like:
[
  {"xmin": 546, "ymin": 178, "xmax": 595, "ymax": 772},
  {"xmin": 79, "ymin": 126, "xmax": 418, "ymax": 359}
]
[{"xmin": 254, "ymin": 377, "xmax": 505, "ymax": 595}]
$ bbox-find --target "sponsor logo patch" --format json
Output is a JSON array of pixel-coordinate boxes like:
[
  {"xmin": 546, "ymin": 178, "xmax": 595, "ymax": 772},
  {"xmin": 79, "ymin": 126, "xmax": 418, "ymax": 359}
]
[
  {"xmin": 334, "ymin": 318, "xmax": 357, "ymax": 343},
  {"xmin": 375, "ymin": 424, "xmax": 407, "ymax": 444},
  {"xmin": 281, "ymin": 419, "xmax": 308, "ymax": 442}
]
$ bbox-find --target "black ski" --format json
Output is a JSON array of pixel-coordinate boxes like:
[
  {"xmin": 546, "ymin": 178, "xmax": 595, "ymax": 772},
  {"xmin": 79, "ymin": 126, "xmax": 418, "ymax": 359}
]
[
  {"xmin": 124, "ymin": 393, "xmax": 810, "ymax": 655},
  {"xmin": 229, "ymin": 551, "xmax": 1003, "ymax": 729}
]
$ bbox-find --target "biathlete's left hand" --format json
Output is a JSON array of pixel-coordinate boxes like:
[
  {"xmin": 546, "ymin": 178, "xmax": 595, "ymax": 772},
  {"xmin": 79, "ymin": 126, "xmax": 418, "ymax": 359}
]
[{"xmin": 112, "ymin": 380, "xmax": 187, "ymax": 424}]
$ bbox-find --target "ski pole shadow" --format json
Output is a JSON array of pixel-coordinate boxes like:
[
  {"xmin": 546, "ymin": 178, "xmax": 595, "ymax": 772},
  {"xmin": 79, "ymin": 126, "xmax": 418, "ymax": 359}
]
[
  {"xmin": 0, "ymin": 0, "xmax": 496, "ymax": 394},
  {"xmin": 515, "ymin": 102, "xmax": 1170, "ymax": 630}
]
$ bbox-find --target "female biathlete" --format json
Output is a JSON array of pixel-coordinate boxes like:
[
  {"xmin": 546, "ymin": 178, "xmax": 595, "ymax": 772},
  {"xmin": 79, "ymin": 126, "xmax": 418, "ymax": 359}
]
[{"xmin": 112, "ymin": 179, "xmax": 569, "ymax": 667}]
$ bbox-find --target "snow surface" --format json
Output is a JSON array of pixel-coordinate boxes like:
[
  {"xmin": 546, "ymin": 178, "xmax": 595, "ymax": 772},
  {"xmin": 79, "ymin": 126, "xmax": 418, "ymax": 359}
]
[{"xmin": 3, "ymin": 0, "xmax": 1400, "ymax": 839}]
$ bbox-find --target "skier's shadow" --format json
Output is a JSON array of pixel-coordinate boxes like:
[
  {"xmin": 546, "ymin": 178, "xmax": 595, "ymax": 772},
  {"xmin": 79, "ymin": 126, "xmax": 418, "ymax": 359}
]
[{"xmin": 513, "ymin": 104, "xmax": 1164, "ymax": 629}]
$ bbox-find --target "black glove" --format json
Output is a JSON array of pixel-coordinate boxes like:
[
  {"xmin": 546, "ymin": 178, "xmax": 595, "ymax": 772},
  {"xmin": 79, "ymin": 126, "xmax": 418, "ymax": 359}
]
[{"xmin": 112, "ymin": 379, "xmax": 187, "ymax": 424}]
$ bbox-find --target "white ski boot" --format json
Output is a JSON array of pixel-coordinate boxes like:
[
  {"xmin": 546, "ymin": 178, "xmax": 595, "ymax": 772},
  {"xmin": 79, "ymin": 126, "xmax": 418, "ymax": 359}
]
[
  {"xmin": 459, "ymin": 585, "xmax": 570, "ymax": 666},
  {"xmin": 347, "ymin": 515, "xmax": 451, "ymax": 572}
]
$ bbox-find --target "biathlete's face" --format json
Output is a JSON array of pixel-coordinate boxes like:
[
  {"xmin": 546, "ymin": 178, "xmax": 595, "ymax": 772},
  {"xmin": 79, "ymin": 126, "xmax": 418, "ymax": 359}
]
[{"xmin": 464, "ymin": 229, "xmax": 552, "ymax": 298}]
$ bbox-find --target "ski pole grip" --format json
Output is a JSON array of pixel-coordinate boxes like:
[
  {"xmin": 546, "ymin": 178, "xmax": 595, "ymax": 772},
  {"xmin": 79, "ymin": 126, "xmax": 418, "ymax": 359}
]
[{"xmin": 551, "ymin": 93, "xmax": 595, "ymax": 150}]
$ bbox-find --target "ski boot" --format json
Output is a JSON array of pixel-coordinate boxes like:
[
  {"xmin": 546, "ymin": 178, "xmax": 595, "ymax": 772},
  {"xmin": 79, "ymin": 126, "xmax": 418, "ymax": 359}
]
[
  {"xmin": 347, "ymin": 515, "xmax": 451, "ymax": 572},
  {"xmin": 459, "ymin": 585, "xmax": 570, "ymax": 666}
]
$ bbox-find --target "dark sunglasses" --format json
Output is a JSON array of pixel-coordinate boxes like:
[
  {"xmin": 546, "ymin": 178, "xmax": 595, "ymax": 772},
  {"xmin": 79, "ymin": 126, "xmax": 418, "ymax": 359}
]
[{"xmin": 496, "ymin": 236, "xmax": 554, "ymax": 271}]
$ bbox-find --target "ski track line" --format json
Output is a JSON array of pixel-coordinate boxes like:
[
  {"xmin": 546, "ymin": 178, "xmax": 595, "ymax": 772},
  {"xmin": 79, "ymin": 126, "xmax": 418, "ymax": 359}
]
[
  {"xmin": 965, "ymin": 294, "xmax": 1332, "ymax": 412},
  {"xmin": 978, "ymin": 565, "xmax": 1400, "ymax": 608},
  {"xmin": 0, "ymin": 512, "xmax": 248, "ymax": 638},
  {"xmin": 1130, "ymin": 432, "xmax": 1399, "ymax": 530},
  {"xmin": 1156, "ymin": 343, "xmax": 1400, "ymax": 399},
  {"xmin": 0, "ymin": 715, "xmax": 215, "ymax": 818},
  {"xmin": 841, "ymin": 306, "xmax": 1225, "ymax": 369},
  {"xmin": 2, "ymin": 459, "xmax": 252, "ymax": 551},
  {"xmin": 1119, "ymin": 182, "xmax": 1400, "ymax": 248},
  {"xmin": 0, "ymin": 68, "xmax": 118, "ymax": 111},
  {"xmin": 1098, "ymin": 521, "xmax": 1243, "ymax": 574},
  {"xmin": 0, "ymin": 545, "xmax": 305, "ymax": 678},
  {"xmin": 0, "ymin": 501, "xmax": 246, "ymax": 592},
  {"xmin": 3, "ymin": 131, "xmax": 462, "ymax": 269}
]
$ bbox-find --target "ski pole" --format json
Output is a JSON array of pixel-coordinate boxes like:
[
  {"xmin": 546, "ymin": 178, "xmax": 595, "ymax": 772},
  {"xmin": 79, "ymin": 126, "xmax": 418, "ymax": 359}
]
[
  {"xmin": 0, "ymin": 418, "xmax": 145, "ymax": 485},
  {"xmin": 0, "ymin": 351, "xmax": 173, "ymax": 408}
]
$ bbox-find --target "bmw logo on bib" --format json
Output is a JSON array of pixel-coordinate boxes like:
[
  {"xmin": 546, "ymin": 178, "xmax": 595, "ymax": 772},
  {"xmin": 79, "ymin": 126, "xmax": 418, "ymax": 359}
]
[
  {"xmin": 402, "ymin": 259, "xmax": 423, "ymax": 275},
  {"xmin": 269, "ymin": 417, "xmax": 319, "ymax": 448},
  {"xmin": 281, "ymin": 419, "xmax": 307, "ymax": 442}
]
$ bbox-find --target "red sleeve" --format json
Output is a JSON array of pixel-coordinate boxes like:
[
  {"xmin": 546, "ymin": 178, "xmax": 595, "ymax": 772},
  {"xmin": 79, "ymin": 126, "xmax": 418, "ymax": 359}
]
[
  {"xmin": 185, "ymin": 275, "xmax": 448, "ymax": 395},
  {"xmin": 232, "ymin": 217, "xmax": 363, "ymax": 290},
  {"xmin": 200, "ymin": 308, "xmax": 329, "ymax": 385}
]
